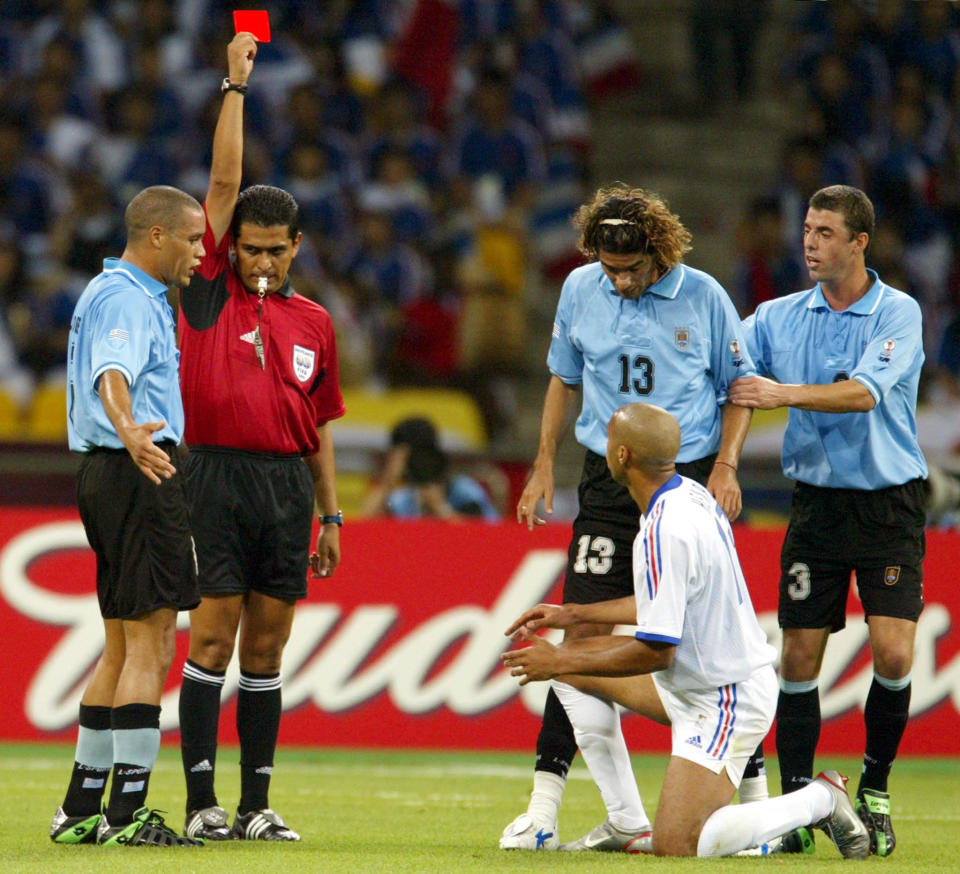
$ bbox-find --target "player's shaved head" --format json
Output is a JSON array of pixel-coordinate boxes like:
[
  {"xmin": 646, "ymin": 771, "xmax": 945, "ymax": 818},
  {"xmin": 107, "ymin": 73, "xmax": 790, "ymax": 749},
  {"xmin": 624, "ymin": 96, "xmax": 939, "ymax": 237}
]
[
  {"xmin": 610, "ymin": 403, "xmax": 680, "ymax": 475},
  {"xmin": 125, "ymin": 185, "xmax": 203, "ymax": 242}
]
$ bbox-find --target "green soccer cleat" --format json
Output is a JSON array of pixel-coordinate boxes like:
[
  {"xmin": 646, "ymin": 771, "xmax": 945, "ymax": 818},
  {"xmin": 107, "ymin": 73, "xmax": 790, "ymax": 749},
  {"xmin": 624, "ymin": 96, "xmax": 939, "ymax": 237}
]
[
  {"xmin": 97, "ymin": 807, "xmax": 204, "ymax": 846},
  {"xmin": 773, "ymin": 825, "xmax": 816, "ymax": 853},
  {"xmin": 856, "ymin": 788, "xmax": 896, "ymax": 857},
  {"xmin": 49, "ymin": 807, "xmax": 102, "ymax": 844}
]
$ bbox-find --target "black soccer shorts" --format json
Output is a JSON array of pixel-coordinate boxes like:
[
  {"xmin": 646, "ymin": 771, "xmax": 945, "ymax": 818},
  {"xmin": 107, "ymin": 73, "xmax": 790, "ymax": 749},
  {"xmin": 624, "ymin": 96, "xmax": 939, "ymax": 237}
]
[
  {"xmin": 77, "ymin": 443, "xmax": 200, "ymax": 619},
  {"xmin": 185, "ymin": 446, "xmax": 314, "ymax": 601},
  {"xmin": 778, "ymin": 478, "xmax": 926, "ymax": 631},
  {"xmin": 562, "ymin": 450, "xmax": 716, "ymax": 604}
]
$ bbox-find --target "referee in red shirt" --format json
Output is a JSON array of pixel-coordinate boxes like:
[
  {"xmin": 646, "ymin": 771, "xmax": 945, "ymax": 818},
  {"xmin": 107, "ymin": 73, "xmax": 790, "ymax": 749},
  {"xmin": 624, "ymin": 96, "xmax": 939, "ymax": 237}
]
[{"xmin": 176, "ymin": 33, "xmax": 344, "ymax": 842}]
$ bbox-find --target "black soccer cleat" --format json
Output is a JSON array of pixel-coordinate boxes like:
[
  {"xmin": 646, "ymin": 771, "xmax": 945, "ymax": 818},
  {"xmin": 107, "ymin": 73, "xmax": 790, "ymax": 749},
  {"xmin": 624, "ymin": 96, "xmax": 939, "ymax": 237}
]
[
  {"xmin": 97, "ymin": 807, "xmax": 204, "ymax": 846},
  {"xmin": 230, "ymin": 808, "xmax": 300, "ymax": 841}
]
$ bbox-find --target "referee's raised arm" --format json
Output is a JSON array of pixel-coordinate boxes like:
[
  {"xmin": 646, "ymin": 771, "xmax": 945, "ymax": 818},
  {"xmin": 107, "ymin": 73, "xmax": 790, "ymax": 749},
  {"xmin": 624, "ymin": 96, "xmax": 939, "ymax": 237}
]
[{"xmin": 205, "ymin": 32, "xmax": 257, "ymax": 245}]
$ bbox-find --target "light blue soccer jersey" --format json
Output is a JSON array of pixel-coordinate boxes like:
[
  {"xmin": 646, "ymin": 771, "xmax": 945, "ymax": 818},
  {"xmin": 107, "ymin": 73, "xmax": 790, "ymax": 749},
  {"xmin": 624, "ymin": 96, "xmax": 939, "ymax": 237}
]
[
  {"xmin": 547, "ymin": 262, "xmax": 754, "ymax": 461},
  {"xmin": 742, "ymin": 269, "xmax": 927, "ymax": 488},
  {"xmin": 67, "ymin": 258, "xmax": 184, "ymax": 451}
]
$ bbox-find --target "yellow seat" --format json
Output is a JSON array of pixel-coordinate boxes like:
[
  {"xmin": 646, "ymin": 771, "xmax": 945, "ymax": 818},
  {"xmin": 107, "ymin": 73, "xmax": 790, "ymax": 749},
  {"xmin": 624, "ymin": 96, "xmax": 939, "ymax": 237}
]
[
  {"xmin": 0, "ymin": 387, "xmax": 23, "ymax": 440},
  {"xmin": 25, "ymin": 383, "xmax": 68, "ymax": 443},
  {"xmin": 332, "ymin": 387, "xmax": 488, "ymax": 452}
]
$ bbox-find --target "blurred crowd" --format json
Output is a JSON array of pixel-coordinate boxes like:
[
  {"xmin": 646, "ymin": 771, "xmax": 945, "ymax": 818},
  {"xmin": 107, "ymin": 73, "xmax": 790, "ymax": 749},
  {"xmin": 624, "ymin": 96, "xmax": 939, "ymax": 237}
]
[
  {"xmin": 733, "ymin": 0, "xmax": 960, "ymax": 402},
  {"xmin": 5, "ymin": 0, "xmax": 960, "ymax": 453},
  {"xmin": 0, "ymin": 0, "xmax": 639, "ymax": 441}
]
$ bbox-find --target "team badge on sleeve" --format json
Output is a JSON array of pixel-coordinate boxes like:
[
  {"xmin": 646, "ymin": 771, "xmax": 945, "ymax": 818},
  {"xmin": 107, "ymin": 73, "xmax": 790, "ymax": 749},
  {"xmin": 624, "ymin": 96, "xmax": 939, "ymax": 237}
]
[
  {"xmin": 879, "ymin": 338, "xmax": 896, "ymax": 363},
  {"xmin": 674, "ymin": 327, "xmax": 690, "ymax": 349},
  {"xmin": 884, "ymin": 566, "xmax": 901, "ymax": 586},
  {"xmin": 293, "ymin": 345, "xmax": 316, "ymax": 382},
  {"xmin": 729, "ymin": 338, "xmax": 744, "ymax": 367}
]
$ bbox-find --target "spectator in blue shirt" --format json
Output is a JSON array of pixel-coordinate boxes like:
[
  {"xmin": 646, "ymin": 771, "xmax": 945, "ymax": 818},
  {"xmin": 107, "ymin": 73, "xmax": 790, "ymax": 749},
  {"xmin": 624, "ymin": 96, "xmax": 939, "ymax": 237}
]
[{"xmin": 361, "ymin": 416, "xmax": 501, "ymax": 521}]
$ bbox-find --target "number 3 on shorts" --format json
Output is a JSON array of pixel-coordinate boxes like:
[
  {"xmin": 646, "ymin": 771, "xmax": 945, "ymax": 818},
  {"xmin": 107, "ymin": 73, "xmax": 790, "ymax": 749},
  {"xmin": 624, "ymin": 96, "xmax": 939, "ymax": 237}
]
[
  {"xmin": 787, "ymin": 561, "xmax": 812, "ymax": 600},
  {"xmin": 573, "ymin": 535, "xmax": 614, "ymax": 574}
]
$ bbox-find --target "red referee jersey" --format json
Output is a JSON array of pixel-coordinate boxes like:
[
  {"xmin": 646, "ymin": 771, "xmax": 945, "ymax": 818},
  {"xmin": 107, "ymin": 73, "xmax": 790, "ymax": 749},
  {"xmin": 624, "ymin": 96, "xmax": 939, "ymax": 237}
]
[{"xmin": 178, "ymin": 217, "xmax": 344, "ymax": 455}]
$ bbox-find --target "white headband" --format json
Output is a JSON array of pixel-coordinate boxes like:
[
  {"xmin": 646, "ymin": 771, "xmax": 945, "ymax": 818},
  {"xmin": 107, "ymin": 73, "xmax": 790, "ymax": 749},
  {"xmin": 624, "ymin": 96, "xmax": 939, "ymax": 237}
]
[{"xmin": 598, "ymin": 218, "xmax": 635, "ymax": 226}]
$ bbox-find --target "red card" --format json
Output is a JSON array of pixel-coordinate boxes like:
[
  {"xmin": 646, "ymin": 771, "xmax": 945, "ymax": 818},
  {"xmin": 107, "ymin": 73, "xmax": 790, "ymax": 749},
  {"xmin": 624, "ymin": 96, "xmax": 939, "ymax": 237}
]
[{"xmin": 233, "ymin": 10, "xmax": 271, "ymax": 42}]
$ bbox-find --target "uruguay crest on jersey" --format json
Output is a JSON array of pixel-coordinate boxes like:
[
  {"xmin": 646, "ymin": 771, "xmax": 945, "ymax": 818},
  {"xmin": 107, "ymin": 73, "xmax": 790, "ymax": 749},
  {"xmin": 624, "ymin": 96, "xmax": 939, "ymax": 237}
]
[
  {"xmin": 674, "ymin": 326, "xmax": 690, "ymax": 349},
  {"xmin": 293, "ymin": 344, "xmax": 316, "ymax": 382}
]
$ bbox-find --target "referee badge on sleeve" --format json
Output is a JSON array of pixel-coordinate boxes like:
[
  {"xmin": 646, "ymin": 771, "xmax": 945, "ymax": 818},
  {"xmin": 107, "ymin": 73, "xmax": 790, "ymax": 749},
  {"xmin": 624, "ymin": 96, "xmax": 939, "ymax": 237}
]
[
  {"xmin": 884, "ymin": 566, "xmax": 901, "ymax": 586},
  {"xmin": 293, "ymin": 345, "xmax": 316, "ymax": 382}
]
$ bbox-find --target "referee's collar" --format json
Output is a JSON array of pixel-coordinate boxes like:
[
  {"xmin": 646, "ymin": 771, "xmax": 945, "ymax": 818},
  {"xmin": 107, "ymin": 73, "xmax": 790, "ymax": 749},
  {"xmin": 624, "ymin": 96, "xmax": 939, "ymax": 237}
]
[
  {"xmin": 647, "ymin": 472, "xmax": 682, "ymax": 513},
  {"xmin": 808, "ymin": 268, "xmax": 884, "ymax": 315},
  {"xmin": 102, "ymin": 258, "xmax": 169, "ymax": 298}
]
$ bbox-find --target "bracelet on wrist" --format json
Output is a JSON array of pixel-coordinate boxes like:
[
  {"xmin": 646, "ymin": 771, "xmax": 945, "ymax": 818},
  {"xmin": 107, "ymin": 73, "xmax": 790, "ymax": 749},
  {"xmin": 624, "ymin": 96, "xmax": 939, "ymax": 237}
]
[
  {"xmin": 320, "ymin": 510, "xmax": 343, "ymax": 527},
  {"xmin": 713, "ymin": 459, "xmax": 737, "ymax": 472}
]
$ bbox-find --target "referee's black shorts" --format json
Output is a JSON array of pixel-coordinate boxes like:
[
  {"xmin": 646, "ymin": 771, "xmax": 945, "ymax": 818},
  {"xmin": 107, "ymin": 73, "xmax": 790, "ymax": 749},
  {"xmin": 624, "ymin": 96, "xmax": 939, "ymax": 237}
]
[
  {"xmin": 778, "ymin": 478, "xmax": 926, "ymax": 631},
  {"xmin": 77, "ymin": 442, "xmax": 200, "ymax": 620},
  {"xmin": 184, "ymin": 446, "xmax": 314, "ymax": 602},
  {"xmin": 562, "ymin": 450, "xmax": 716, "ymax": 604}
]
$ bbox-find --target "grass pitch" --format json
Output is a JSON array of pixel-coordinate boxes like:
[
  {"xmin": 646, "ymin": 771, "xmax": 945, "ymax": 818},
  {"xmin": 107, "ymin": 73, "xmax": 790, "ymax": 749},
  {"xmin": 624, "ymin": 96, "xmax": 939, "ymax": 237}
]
[{"xmin": 3, "ymin": 743, "xmax": 958, "ymax": 873}]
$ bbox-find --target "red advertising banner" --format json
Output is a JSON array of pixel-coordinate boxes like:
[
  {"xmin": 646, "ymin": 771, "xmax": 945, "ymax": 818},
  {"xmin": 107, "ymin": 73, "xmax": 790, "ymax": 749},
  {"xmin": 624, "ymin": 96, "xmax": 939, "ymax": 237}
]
[{"xmin": 1, "ymin": 507, "xmax": 958, "ymax": 754}]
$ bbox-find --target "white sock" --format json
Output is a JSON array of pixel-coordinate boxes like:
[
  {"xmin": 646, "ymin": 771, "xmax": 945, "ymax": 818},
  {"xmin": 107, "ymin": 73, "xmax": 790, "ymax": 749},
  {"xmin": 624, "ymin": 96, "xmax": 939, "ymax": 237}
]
[
  {"xmin": 552, "ymin": 680, "xmax": 649, "ymax": 831},
  {"xmin": 527, "ymin": 771, "xmax": 565, "ymax": 823},
  {"xmin": 738, "ymin": 774, "xmax": 769, "ymax": 803},
  {"xmin": 697, "ymin": 781, "xmax": 833, "ymax": 857}
]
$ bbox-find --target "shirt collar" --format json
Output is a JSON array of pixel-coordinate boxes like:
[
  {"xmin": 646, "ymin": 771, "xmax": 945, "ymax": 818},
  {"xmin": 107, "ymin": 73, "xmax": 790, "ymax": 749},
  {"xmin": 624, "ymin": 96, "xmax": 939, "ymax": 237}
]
[
  {"xmin": 807, "ymin": 268, "xmax": 884, "ymax": 315},
  {"xmin": 601, "ymin": 264, "xmax": 684, "ymax": 300},
  {"xmin": 102, "ymin": 257, "xmax": 170, "ymax": 298},
  {"xmin": 646, "ymin": 472, "xmax": 683, "ymax": 514}
]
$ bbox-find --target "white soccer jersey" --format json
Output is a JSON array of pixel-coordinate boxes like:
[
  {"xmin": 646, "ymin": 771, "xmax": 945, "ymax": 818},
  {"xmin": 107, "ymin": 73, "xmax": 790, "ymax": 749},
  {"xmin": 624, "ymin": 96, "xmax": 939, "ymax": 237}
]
[{"xmin": 633, "ymin": 475, "xmax": 776, "ymax": 693}]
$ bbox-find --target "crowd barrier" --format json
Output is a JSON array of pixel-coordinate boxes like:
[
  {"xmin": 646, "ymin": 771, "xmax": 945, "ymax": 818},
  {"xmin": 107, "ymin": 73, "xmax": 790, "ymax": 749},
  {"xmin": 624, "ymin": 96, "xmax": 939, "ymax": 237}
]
[{"xmin": 1, "ymin": 509, "xmax": 957, "ymax": 754}]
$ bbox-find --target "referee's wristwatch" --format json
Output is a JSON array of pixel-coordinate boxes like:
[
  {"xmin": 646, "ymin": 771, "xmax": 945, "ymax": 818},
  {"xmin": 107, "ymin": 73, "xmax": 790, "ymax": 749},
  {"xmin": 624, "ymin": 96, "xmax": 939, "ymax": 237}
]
[
  {"xmin": 220, "ymin": 77, "xmax": 248, "ymax": 95},
  {"xmin": 320, "ymin": 510, "xmax": 343, "ymax": 527}
]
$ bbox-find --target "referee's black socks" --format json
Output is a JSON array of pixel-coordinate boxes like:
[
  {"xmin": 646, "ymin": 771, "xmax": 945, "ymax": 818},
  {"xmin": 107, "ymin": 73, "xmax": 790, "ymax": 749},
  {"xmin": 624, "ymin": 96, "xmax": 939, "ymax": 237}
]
[
  {"xmin": 237, "ymin": 669, "xmax": 282, "ymax": 814},
  {"xmin": 180, "ymin": 659, "xmax": 226, "ymax": 812}
]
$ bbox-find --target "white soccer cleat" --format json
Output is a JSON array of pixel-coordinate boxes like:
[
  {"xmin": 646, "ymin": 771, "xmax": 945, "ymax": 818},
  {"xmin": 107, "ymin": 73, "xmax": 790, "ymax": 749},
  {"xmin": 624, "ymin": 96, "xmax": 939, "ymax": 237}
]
[
  {"xmin": 499, "ymin": 813, "xmax": 559, "ymax": 850},
  {"xmin": 559, "ymin": 819, "xmax": 652, "ymax": 853}
]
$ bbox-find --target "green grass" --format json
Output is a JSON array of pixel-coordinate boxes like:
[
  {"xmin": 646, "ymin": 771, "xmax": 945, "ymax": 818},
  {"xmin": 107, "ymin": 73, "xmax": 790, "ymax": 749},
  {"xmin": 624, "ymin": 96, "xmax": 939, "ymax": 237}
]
[{"xmin": 3, "ymin": 743, "xmax": 959, "ymax": 873}]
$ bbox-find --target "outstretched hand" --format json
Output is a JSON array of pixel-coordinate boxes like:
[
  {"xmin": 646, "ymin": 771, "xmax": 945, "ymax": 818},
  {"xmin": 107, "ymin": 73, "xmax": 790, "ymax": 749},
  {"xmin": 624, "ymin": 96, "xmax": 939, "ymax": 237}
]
[
  {"xmin": 503, "ymin": 603, "xmax": 573, "ymax": 638},
  {"xmin": 120, "ymin": 420, "xmax": 175, "ymax": 484},
  {"xmin": 501, "ymin": 628, "xmax": 560, "ymax": 685}
]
